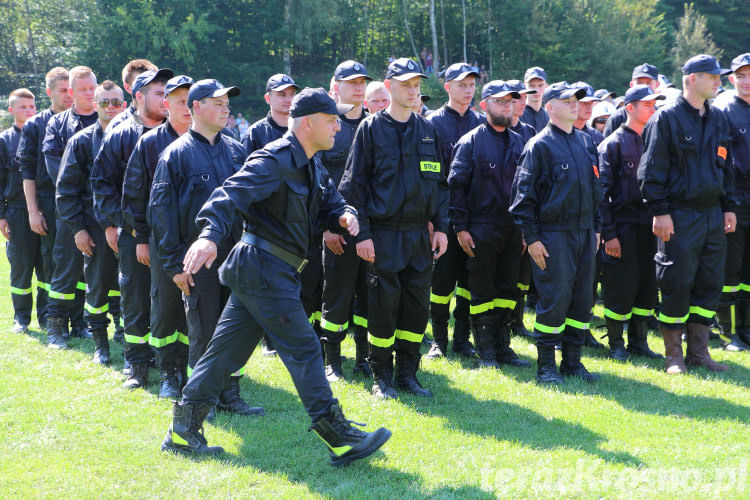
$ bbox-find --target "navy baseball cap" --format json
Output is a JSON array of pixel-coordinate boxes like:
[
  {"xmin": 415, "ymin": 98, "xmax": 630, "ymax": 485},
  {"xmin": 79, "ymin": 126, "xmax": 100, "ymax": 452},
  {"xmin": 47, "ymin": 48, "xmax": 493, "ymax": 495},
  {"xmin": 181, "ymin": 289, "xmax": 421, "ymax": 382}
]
[
  {"xmin": 594, "ymin": 88, "xmax": 616, "ymax": 99},
  {"xmin": 682, "ymin": 54, "xmax": 730, "ymax": 76},
  {"xmin": 524, "ymin": 66, "xmax": 547, "ymax": 82},
  {"xmin": 266, "ymin": 74, "xmax": 299, "ymax": 92},
  {"xmin": 132, "ymin": 68, "xmax": 174, "ymax": 96},
  {"xmin": 506, "ymin": 79, "xmax": 536, "ymax": 94},
  {"xmin": 632, "ymin": 63, "xmax": 658, "ymax": 80},
  {"xmin": 481, "ymin": 80, "xmax": 521, "ymax": 100},
  {"xmin": 572, "ymin": 82, "xmax": 600, "ymax": 102},
  {"xmin": 188, "ymin": 79, "xmax": 240, "ymax": 107},
  {"xmin": 289, "ymin": 87, "xmax": 353, "ymax": 118},
  {"xmin": 334, "ymin": 60, "xmax": 371, "ymax": 81},
  {"xmin": 731, "ymin": 53, "xmax": 750, "ymax": 72},
  {"xmin": 444, "ymin": 63, "xmax": 480, "ymax": 83},
  {"xmin": 623, "ymin": 85, "xmax": 666, "ymax": 105},
  {"xmin": 657, "ymin": 74, "xmax": 674, "ymax": 88},
  {"xmin": 542, "ymin": 81, "xmax": 586, "ymax": 105},
  {"xmin": 165, "ymin": 75, "xmax": 194, "ymax": 96},
  {"xmin": 385, "ymin": 58, "xmax": 427, "ymax": 81}
]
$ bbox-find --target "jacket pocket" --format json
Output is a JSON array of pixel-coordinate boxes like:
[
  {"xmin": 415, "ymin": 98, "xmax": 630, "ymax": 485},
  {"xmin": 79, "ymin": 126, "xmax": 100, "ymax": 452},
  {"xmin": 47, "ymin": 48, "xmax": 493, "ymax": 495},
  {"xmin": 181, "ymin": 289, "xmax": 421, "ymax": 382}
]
[{"xmin": 284, "ymin": 180, "xmax": 308, "ymax": 222}]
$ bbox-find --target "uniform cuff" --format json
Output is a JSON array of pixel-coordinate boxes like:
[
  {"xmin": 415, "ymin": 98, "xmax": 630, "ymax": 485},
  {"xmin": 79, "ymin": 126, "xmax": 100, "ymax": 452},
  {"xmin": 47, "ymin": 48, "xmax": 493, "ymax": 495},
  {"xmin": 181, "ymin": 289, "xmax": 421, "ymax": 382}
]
[{"xmin": 198, "ymin": 227, "xmax": 224, "ymax": 243}]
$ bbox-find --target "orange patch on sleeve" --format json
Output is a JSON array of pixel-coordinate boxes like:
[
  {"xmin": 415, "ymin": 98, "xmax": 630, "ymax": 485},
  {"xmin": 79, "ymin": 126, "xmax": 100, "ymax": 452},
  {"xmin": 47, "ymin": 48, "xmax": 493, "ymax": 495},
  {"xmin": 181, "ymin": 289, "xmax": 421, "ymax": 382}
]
[
  {"xmin": 718, "ymin": 146, "xmax": 727, "ymax": 160},
  {"xmin": 593, "ymin": 164, "xmax": 599, "ymax": 178}
]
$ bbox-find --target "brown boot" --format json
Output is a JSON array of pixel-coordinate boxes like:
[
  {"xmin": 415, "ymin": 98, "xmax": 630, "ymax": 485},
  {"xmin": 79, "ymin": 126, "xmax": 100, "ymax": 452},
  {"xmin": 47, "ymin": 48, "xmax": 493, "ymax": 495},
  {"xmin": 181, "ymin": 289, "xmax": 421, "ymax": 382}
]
[
  {"xmin": 685, "ymin": 323, "xmax": 729, "ymax": 372},
  {"xmin": 660, "ymin": 325, "xmax": 687, "ymax": 374}
]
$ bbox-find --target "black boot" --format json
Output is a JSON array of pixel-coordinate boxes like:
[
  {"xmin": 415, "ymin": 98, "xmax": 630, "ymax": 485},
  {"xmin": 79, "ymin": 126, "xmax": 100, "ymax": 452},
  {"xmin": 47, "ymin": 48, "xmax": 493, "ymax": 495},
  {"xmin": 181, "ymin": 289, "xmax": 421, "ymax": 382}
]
[
  {"xmin": 426, "ymin": 320, "xmax": 448, "ymax": 359},
  {"xmin": 123, "ymin": 362, "xmax": 149, "ymax": 389},
  {"xmin": 46, "ymin": 316, "xmax": 69, "ymax": 350},
  {"xmin": 71, "ymin": 324, "xmax": 91, "ymax": 339},
  {"xmin": 92, "ymin": 328, "xmax": 110, "ymax": 364},
  {"xmin": 261, "ymin": 334, "xmax": 277, "ymax": 356},
  {"xmin": 560, "ymin": 342, "xmax": 600, "ymax": 382},
  {"xmin": 161, "ymin": 401, "xmax": 224, "ymax": 455},
  {"xmin": 605, "ymin": 317, "xmax": 629, "ymax": 362},
  {"xmin": 582, "ymin": 329, "xmax": 606, "ymax": 349},
  {"xmin": 627, "ymin": 317, "xmax": 664, "ymax": 359},
  {"xmin": 217, "ymin": 376, "xmax": 265, "ymax": 416},
  {"xmin": 159, "ymin": 363, "xmax": 182, "ymax": 399},
  {"xmin": 112, "ymin": 316, "xmax": 124, "ymax": 344},
  {"xmin": 323, "ymin": 341, "xmax": 344, "ymax": 382},
  {"xmin": 369, "ymin": 354, "xmax": 398, "ymax": 399},
  {"xmin": 394, "ymin": 351, "xmax": 432, "ymax": 397},
  {"xmin": 472, "ymin": 316, "xmax": 500, "ymax": 368},
  {"xmin": 12, "ymin": 319, "xmax": 29, "ymax": 334},
  {"xmin": 451, "ymin": 318, "xmax": 475, "ymax": 357},
  {"xmin": 352, "ymin": 327, "xmax": 373, "ymax": 377},
  {"xmin": 535, "ymin": 344, "xmax": 563, "ymax": 384},
  {"xmin": 494, "ymin": 313, "xmax": 531, "ymax": 367},
  {"xmin": 725, "ymin": 301, "xmax": 750, "ymax": 351},
  {"xmin": 310, "ymin": 401, "xmax": 392, "ymax": 466},
  {"xmin": 510, "ymin": 300, "xmax": 534, "ymax": 338}
]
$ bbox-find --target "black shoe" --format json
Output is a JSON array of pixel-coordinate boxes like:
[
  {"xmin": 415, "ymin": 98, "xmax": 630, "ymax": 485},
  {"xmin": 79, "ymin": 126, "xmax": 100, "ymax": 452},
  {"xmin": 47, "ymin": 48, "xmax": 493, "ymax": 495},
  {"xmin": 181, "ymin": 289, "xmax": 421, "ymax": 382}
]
[
  {"xmin": 60, "ymin": 321, "xmax": 71, "ymax": 340},
  {"xmin": 71, "ymin": 325, "xmax": 92, "ymax": 339},
  {"xmin": 122, "ymin": 357, "xmax": 131, "ymax": 376},
  {"xmin": 724, "ymin": 333, "xmax": 750, "ymax": 352},
  {"xmin": 46, "ymin": 317, "xmax": 69, "ymax": 350},
  {"xmin": 12, "ymin": 320, "xmax": 29, "ymax": 334},
  {"xmin": 159, "ymin": 364, "xmax": 182, "ymax": 399},
  {"xmin": 112, "ymin": 316, "xmax": 124, "ymax": 344},
  {"xmin": 394, "ymin": 352, "xmax": 432, "ymax": 397},
  {"xmin": 372, "ymin": 377, "xmax": 399, "ymax": 399},
  {"xmin": 582, "ymin": 329, "xmax": 606, "ymax": 349},
  {"xmin": 261, "ymin": 334, "xmax": 277, "ymax": 356},
  {"xmin": 536, "ymin": 344, "xmax": 563, "ymax": 384},
  {"xmin": 560, "ymin": 343, "xmax": 600, "ymax": 382},
  {"xmin": 162, "ymin": 402, "xmax": 224, "ymax": 455},
  {"xmin": 426, "ymin": 321, "xmax": 448, "ymax": 359},
  {"xmin": 451, "ymin": 318, "xmax": 475, "ymax": 357},
  {"xmin": 605, "ymin": 317, "xmax": 629, "ymax": 362},
  {"xmin": 426, "ymin": 342, "xmax": 446, "ymax": 359},
  {"xmin": 352, "ymin": 328, "xmax": 373, "ymax": 377},
  {"xmin": 123, "ymin": 363, "xmax": 149, "ymax": 389},
  {"xmin": 609, "ymin": 345, "xmax": 629, "ymax": 362},
  {"xmin": 323, "ymin": 341, "xmax": 343, "ymax": 382},
  {"xmin": 92, "ymin": 329, "xmax": 111, "ymax": 364},
  {"xmin": 472, "ymin": 317, "xmax": 500, "ymax": 369},
  {"xmin": 217, "ymin": 377, "xmax": 265, "ymax": 416},
  {"xmin": 510, "ymin": 300, "xmax": 535, "ymax": 338},
  {"xmin": 627, "ymin": 318, "xmax": 664, "ymax": 359},
  {"xmin": 494, "ymin": 316, "xmax": 532, "ymax": 367},
  {"xmin": 311, "ymin": 401, "xmax": 391, "ymax": 466}
]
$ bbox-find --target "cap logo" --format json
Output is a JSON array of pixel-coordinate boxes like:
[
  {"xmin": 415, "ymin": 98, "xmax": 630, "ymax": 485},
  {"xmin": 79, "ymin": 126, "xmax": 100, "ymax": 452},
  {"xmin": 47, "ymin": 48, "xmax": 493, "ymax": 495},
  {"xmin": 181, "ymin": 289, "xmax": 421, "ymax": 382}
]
[
  {"xmin": 407, "ymin": 61, "xmax": 414, "ymax": 70},
  {"xmin": 354, "ymin": 63, "xmax": 361, "ymax": 71},
  {"xmin": 282, "ymin": 76, "xmax": 289, "ymax": 82}
]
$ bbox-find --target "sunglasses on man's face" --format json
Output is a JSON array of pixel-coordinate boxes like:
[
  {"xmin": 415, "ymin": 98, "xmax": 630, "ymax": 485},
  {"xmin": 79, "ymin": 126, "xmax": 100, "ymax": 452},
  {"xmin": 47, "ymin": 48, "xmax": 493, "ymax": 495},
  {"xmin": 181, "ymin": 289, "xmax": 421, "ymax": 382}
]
[
  {"xmin": 594, "ymin": 118, "xmax": 607, "ymax": 125},
  {"xmin": 97, "ymin": 98, "xmax": 123, "ymax": 108}
]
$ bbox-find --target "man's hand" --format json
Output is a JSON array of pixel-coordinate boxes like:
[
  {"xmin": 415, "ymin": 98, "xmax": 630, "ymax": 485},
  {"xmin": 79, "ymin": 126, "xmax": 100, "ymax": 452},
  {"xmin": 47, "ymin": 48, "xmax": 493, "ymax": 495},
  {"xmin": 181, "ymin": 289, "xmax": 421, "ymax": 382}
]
[
  {"xmin": 432, "ymin": 231, "xmax": 448, "ymax": 260},
  {"xmin": 74, "ymin": 229, "xmax": 96, "ymax": 256},
  {"xmin": 29, "ymin": 210, "xmax": 47, "ymax": 236},
  {"xmin": 105, "ymin": 226, "xmax": 119, "ymax": 252},
  {"xmin": 427, "ymin": 221, "xmax": 434, "ymax": 241},
  {"xmin": 0, "ymin": 219, "xmax": 9, "ymax": 240},
  {"xmin": 324, "ymin": 230, "xmax": 347, "ymax": 255},
  {"xmin": 596, "ymin": 232, "xmax": 601, "ymax": 252},
  {"xmin": 183, "ymin": 238, "xmax": 218, "ymax": 274},
  {"xmin": 528, "ymin": 241, "xmax": 550, "ymax": 270},
  {"xmin": 172, "ymin": 272, "xmax": 193, "ymax": 296},
  {"xmin": 725, "ymin": 211, "xmax": 737, "ymax": 234},
  {"xmin": 604, "ymin": 237, "xmax": 621, "ymax": 259},
  {"xmin": 339, "ymin": 212, "xmax": 359, "ymax": 237},
  {"xmin": 456, "ymin": 230, "xmax": 475, "ymax": 257},
  {"xmin": 652, "ymin": 214, "xmax": 674, "ymax": 242},
  {"xmin": 356, "ymin": 239, "xmax": 375, "ymax": 263},
  {"xmin": 136, "ymin": 243, "xmax": 150, "ymax": 267}
]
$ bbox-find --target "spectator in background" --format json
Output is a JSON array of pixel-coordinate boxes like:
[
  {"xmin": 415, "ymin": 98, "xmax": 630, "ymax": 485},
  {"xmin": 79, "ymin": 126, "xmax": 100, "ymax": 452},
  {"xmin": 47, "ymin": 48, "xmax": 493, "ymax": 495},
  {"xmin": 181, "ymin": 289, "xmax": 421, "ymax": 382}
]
[
  {"xmin": 364, "ymin": 81, "xmax": 390, "ymax": 113},
  {"xmin": 425, "ymin": 52, "xmax": 434, "ymax": 74},
  {"xmin": 236, "ymin": 112, "xmax": 249, "ymax": 137},
  {"xmin": 225, "ymin": 114, "xmax": 240, "ymax": 140}
]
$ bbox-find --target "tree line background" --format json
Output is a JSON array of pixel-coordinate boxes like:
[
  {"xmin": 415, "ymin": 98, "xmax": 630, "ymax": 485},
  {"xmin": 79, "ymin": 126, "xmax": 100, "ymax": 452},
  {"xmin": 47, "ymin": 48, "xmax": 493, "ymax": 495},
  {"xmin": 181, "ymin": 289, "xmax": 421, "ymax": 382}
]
[{"xmin": 0, "ymin": 0, "xmax": 747, "ymax": 125}]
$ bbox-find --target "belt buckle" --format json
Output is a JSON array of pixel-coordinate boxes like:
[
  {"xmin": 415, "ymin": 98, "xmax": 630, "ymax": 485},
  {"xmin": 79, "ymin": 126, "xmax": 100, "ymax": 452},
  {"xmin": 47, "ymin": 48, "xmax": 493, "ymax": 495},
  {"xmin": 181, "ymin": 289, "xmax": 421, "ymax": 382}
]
[{"xmin": 297, "ymin": 259, "xmax": 309, "ymax": 273}]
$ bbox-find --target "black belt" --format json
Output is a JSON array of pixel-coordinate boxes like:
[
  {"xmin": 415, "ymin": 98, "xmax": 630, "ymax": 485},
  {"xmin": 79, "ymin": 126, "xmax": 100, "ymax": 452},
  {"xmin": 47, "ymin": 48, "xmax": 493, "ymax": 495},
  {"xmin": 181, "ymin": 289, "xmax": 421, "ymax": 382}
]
[{"xmin": 241, "ymin": 232, "xmax": 308, "ymax": 273}]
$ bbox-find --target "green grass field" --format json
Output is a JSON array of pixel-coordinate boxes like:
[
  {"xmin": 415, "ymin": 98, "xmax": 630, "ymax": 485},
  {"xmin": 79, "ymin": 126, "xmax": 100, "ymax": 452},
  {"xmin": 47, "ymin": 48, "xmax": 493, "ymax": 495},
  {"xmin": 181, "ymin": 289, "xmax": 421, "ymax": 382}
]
[{"xmin": 0, "ymin": 251, "xmax": 748, "ymax": 499}]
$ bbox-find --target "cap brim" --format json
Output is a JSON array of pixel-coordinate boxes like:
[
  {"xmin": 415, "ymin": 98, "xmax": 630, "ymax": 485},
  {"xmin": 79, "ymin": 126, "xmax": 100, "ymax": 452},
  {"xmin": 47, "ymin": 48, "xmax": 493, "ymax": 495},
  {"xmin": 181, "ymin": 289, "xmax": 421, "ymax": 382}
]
[
  {"xmin": 519, "ymin": 89, "xmax": 537, "ymax": 95},
  {"xmin": 335, "ymin": 103, "xmax": 354, "ymax": 114},
  {"xmin": 165, "ymin": 83, "xmax": 192, "ymax": 96},
  {"xmin": 155, "ymin": 68, "xmax": 175, "ymax": 80},
  {"xmin": 391, "ymin": 72, "xmax": 427, "ymax": 81},
  {"xmin": 269, "ymin": 83, "xmax": 300, "ymax": 92},
  {"xmin": 733, "ymin": 63, "xmax": 750, "ymax": 73},
  {"xmin": 212, "ymin": 86, "xmax": 241, "ymax": 99},
  {"xmin": 579, "ymin": 96, "xmax": 600, "ymax": 102},
  {"xmin": 632, "ymin": 73, "xmax": 657, "ymax": 80},
  {"xmin": 487, "ymin": 90, "xmax": 521, "ymax": 99},
  {"xmin": 525, "ymin": 75, "xmax": 546, "ymax": 82},
  {"xmin": 558, "ymin": 88, "xmax": 587, "ymax": 100},
  {"xmin": 447, "ymin": 71, "xmax": 480, "ymax": 82},
  {"xmin": 338, "ymin": 74, "xmax": 373, "ymax": 81}
]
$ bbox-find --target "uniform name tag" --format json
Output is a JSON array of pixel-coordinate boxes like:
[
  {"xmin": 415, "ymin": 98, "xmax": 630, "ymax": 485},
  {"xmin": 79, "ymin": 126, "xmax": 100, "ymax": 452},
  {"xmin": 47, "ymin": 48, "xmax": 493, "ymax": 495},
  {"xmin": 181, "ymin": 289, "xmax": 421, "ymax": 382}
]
[
  {"xmin": 420, "ymin": 161, "xmax": 440, "ymax": 173},
  {"xmin": 717, "ymin": 146, "xmax": 727, "ymax": 160}
]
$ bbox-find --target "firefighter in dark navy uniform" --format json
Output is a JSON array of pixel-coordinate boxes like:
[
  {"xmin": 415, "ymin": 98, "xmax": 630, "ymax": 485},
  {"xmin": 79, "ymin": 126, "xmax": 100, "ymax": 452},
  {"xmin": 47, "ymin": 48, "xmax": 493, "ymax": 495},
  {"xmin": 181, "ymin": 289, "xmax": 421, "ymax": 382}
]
[
  {"xmin": 339, "ymin": 58, "xmax": 449, "ymax": 399},
  {"xmin": 449, "ymin": 80, "xmax": 531, "ymax": 369},
  {"xmin": 510, "ymin": 82, "xmax": 603, "ymax": 384},
  {"xmin": 521, "ymin": 67, "xmax": 549, "ymax": 133},
  {"xmin": 639, "ymin": 54, "xmax": 735, "ymax": 374},
  {"xmin": 160, "ymin": 88, "xmax": 391, "ymax": 467}
]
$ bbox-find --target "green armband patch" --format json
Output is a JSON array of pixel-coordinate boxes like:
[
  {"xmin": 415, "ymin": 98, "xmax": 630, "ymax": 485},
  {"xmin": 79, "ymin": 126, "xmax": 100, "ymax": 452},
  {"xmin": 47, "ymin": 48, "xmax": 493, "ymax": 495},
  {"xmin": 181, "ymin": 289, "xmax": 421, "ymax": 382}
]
[{"xmin": 420, "ymin": 161, "xmax": 440, "ymax": 173}]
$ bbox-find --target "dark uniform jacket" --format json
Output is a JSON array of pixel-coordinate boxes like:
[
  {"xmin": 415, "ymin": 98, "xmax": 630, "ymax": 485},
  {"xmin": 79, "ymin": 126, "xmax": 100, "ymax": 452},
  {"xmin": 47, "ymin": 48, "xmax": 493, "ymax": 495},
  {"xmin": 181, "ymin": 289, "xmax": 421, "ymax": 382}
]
[
  {"xmin": 18, "ymin": 109, "xmax": 56, "ymax": 198},
  {"xmin": 122, "ymin": 122, "xmax": 180, "ymax": 243},
  {"xmin": 597, "ymin": 124, "xmax": 651, "ymax": 241},
  {"xmin": 715, "ymin": 95, "xmax": 750, "ymax": 223},
  {"xmin": 579, "ymin": 124, "xmax": 604, "ymax": 148},
  {"xmin": 638, "ymin": 95, "xmax": 736, "ymax": 216},
  {"xmin": 0, "ymin": 126, "xmax": 24, "ymax": 217},
  {"xmin": 196, "ymin": 133, "xmax": 354, "ymax": 263},
  {"xmin": 603, "ymin": 106, "xmax": 627, "ymax": 137},
  {"xmin": 150, "ymin": 129, "xmax": 246, "ymax": 278},
  {"xmin": 521, "ymin": 105, "xmax": 549, "ymax": 133},
  {"xmin": 242, "ymin": 113, "xmax": 287, "ymax": 153},
  {"xmin": 510, "ymin": 124, "xmax": 603, "ymax": 245},
  {"xmin": 510, "ymin": 120, "xmax": 536, "ymax": 145},
  {"xmin": 426, "ymin": 105, "xmax": 483, "ymax": 171},
  {"xmin": 56, "ymin": 122, "xmax": 106, "ymax": 234},
  {"xmin": 339, "ymin": 111, "xmax": 450, "ymax": 242},
  {"xmin": 108, "ymin": 105, "xmax": 136, "ymax": 131},
  {"xmin": 320, "ymin": 110, "xmax": 367, "ymax": 188},
  {"xmin": 448, "ymin": 123, "xmax": 525, "ymax": 231},
  {"xmin": 91, "ymin": 113, "xmax": 156, "ymax": 231},
  {"xmin": 42, "ymin": 107, "xmax": 98, "ymax": 186}
]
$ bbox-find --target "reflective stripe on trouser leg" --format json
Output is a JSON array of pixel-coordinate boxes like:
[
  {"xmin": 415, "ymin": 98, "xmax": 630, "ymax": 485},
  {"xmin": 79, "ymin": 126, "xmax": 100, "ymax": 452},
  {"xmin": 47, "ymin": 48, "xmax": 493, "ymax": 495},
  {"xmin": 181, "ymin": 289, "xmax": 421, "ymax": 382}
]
[
  {"xmin": 321, "ymin": 238, "xmax": 367, "ymax": 343},
  {"xmin": 83, "ymin": 225, "xmax": 117, "ymax": 331},
  {"xmin": 118, "ymin": 231, "xmax": 153, "ymax": 364},
  {"xmin": 6, "ymin": 205, "xmax": 40, "ymax": 324},
  {"xmin": 149, "ymin": 238, "xmax": 188, "ymax": 365}
]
